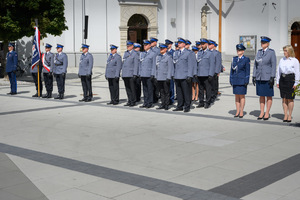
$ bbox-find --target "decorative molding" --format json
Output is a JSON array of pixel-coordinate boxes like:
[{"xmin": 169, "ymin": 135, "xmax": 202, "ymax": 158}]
[
  {"xmin": 288, "ymin": 17, "xmax": 300, "ymax": 45},
  {"xmin": 119, "ymin": 4, "xmax": 158, "ymax": 53}
]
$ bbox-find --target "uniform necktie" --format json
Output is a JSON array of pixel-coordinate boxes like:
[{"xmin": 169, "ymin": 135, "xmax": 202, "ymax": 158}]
[{"xmin": 262, "ymin": 50, "xmax": 265, "ymax": 56}]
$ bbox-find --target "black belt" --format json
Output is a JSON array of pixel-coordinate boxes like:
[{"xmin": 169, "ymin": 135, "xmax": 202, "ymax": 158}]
[{"xmin": 281, "ymin": 73, "xmax": 294, "ymax": 78}]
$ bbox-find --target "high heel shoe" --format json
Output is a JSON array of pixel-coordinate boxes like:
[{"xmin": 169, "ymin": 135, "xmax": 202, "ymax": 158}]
[
  {"xmin": 263, "ymin": 113, "xmax": 271, "ymax": 120},
  {"xmin": 257, "ymin": 114, "xmax": 264, "ymax": 120}
]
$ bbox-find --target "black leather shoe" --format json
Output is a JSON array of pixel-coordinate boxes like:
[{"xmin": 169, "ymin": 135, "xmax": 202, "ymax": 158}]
[
  {"xmin": 156, "ymin": 106, "xmax": 165, "ymax": 110},
  {"xmin": 32, "ymin": 93, "xmax": 38, "ymax": 97},
  {"xmin": 283, "ymin": 120, "xmax": 288, "ymax": 122},
  {"xmin": 85, "ymin": 98, "xmax": 92, "ymax": 102},
  {"xmin": 124, "ymin": 103, "xmax": 130, "ymax": 106},
  {"xmin": 139, "ymin": 105, "xmax": 147, "ymax": 108},
  {"xmin": 113, "ymin": 102, "xmax": 119, "ymax": 105},
  {"xmin": 234, "ymin": 115, "xmax": 239, "ymax": 118},
  {"xmin": 173, "ymin": 108, "xmax": 183, "ymax": 111},
  {"xmin": 7, "ymin": 92, "xmax": 12, "ymax": 95},
  {"xmin": 107, "ymin": 101, "xmax": 113, "ymax": 105},
  {"xmin": 60, "ymin": 94, "xmax": 64, "ymax": 100},
  {"xmin": 11, "ymin": 92, "xmax": 17, "ymax": 95},
  {"xmin": 79, "ymin": 98, "xmax": 87, "ymax": 102},
  {"xmin": 287, "ymin": 120, "xmax": 292, "ymax": 123},
  {"xmin": 204, "ymin": 103, "xmax": 211, "ymax": 109},
  {"xmin": 42, "ymin": 94, "xmax": 48, "ymax": 98},
  {"xmin": 47, "ymin": 92, "xmax": 52, "ymax": 98},
  {"xmin": 184, "ymin": 108, "xmax": 190, "ymax": 113},
  {"xmin": 239, "ymin": 115, "xmax": 244, "ymax": 118},
  {"xmin": 54, "ymin": 95, "xmax": 60, "ymax": 99},
  {"xmin": 263, "ymin": 114, "xmax": 270, "ymax": 120},
  {"xmin": 197, "ymin": 103, "xmax": 204, "ymax": 108},
  {"xmin": 129, "ymin": 103, "xmax": 136, "ymax": 107},
  {"xmin": 164, "ymin": 106, "xmax": 169, "ymax": 110},
  {"xmin": 146, "ymin": 104, "xmax": 152, "ymax": 108}
]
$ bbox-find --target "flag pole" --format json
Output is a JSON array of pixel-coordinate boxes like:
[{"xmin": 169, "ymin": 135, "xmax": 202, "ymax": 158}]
[
  {"xmin": 35, "ymin": 19, "xmax": 40, "ymax": 97},
  {"xmin": 218, "ymin": 0, "xmax": 222, "ymax": 52}
]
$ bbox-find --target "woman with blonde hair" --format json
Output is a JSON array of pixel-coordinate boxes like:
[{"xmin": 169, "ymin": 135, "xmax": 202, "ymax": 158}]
[{"xmin": 276, "ymin": 45, "xmax": 299, "ymax": 122}]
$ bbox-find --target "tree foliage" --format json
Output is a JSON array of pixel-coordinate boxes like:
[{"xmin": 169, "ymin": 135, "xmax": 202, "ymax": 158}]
[{"xmin": 0, "ymin": 0, "xmax": 68, "ymax": 42}]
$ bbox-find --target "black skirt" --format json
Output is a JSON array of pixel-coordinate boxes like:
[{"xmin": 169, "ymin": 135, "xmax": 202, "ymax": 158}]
[{"xmin": 279, "ymin": 74, "xmax": 296, "ymax": 99}]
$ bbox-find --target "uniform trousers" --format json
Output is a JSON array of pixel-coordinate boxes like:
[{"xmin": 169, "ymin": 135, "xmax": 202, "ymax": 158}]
[
  {"xmin": 158, "ymin": 81, "xmax": 170, "ymax": 107},
  {"xmin": 135, "ymin": 77, "xmax": 142, "ymax": 102},
  {"xmin": 8, "ymin": 72, "xmax": 17, "ymax": 93},
  {"xmin": 81, "ymin": 75, "xmax": 92, "ymax": 99},
  {"xmin": 55, "ymin": 73, "xmax": 66, "ymax": 94},
  {"xmin": 108, "ymin": 78, "xmax": 119, "ymax": 103},
  {"xmin": 32, "ymin": 72, "xmax": 43, "ymax": 94},
  {"xmin": 175, "ymin": 79, "xmax": 192, "ymax": 110},
  {"xmin": 141, "ymin": 77, "xmax": 154, "ymax": 107},
  {"xmin": 123, "ymin": 77, "xmax": 136, "ymax": 105},
  {"xmin": 198, "ymin": 76, "xmax": 212, "ymax": 104},
  {"xmin": 43, "ymin": 73, "xmax": 53, "ymax": 92},
  {"xmin": 211, "ymin": 73, "xmax": 218, "ymax": 100},
  {"xmin": 153, "ymin": 81, "xmax": 159, "ymax": 103},
  {"xmin": 169, "ymin": 79, "xmax": 175, "ymax": 104}
]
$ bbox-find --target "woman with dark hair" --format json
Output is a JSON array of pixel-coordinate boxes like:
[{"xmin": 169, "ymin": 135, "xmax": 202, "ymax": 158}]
[
  {"xmin": 230, "ymin": 44, "xmax": 250, "ymax": 118},
  {"xmin": 276, "ymin": 45, "xmax": 299, "ymax": 122}
]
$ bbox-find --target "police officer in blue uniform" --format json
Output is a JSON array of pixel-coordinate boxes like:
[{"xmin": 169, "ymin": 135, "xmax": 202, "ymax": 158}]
[
  {"xmin": 175, "ymin": 41, "xmax": 179, "ymax": 51},
  {"xmin": 165, "ymin": 39, "xmax": 175, "ymax": 105},
  {"xmin": 121, "ymin": 40, "xmax": 139, "ymax": 107},
  {"xmin": 208, "ymin": 40, "xmax": 222, "ymax": 103},
  {"xmin": 31, "ymin": 52, "xmax": 43, "ymax": 97},
  {"xmin": 42, "ymin": 43, "xmax": 54, "ymax": 98},
  {"xmin": 53, "ymin": 44, "xmax": 68, "ymax": 99},
  {"xmin": 197, "ymin": 38, "xmax": 215, "ymax": 109},
  {"xmin": 185, "ymin": 40, "xmax": 192, "ymax": 50},
  {"xmin": 134, "ymin": 43, "xmax": 142, "ymax": 102},
  {"xmin": 150, "ymin": 37, "xmax": 160, "ymax": 103},
  {"xmin": 230, "ymin": 44, "xmax": 250, "ymax": 118},
  {"xmin": 139, "ymin": 40, "xmax": 156, "ymax": 108},
  {"xmin": 253, "ymin": 36, "xmax": 277, "ymax": 120},
  {"xmin": 173, "ymin": 37, "xmax": 197, "ymax": 113},
  {"xmin": 78, "ymin": 44, "xmax": 93, "ymax": 102},
  {"xmin": 6, "ymin": 43, "xmax": 18, "ymax": 95},
  {"xmin": 154, "ymin": 43, "xmax": 174, "ymax": 110},
  {"xmin": 106, "ymin": 44, "xmax": 122, "ymax": 105},
  {"xmin": 191, "ymin": 45, "xmax": 200, "ymax": 101}
]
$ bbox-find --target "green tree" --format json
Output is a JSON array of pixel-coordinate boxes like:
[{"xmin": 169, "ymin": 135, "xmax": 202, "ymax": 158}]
[{"xmin": 0, "ymin": 0, "xmax": 68, "ymax": 77}]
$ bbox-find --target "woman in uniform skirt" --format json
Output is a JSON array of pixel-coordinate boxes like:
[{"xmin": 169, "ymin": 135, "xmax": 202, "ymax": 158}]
[
  {"xmin": 191, "ymin": 46, "xmax": 199, "ymax": 101},
  {"xmin": 276, "ymin": 45, "xmax": 300, "ymax": 122},
  {"xmin": 252, "ymin": 36, "xmax": 277, "ymax": 120},
  {"xmin": 230, "ymin": 44, "xmax": 250, "ymax": 118}
]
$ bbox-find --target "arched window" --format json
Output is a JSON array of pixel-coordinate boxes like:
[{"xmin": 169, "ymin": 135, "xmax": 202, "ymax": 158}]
[{"xmin": 127, "ymin": 14, "xmax": 148, "ymax": 50}]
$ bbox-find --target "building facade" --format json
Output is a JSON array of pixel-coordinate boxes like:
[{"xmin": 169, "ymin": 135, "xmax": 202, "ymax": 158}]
[{"xmin": 17, "ymin": 0, "xmax": 300, "ymax": 67}]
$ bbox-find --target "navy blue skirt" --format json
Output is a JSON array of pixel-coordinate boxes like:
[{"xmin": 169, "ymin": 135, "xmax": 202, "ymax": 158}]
[
  {"xmin": 256, "ymin": 81, "xmax": 274, "ymax": 97},
  {"xmin": 233, "ymin": 85, "xmax": 247, "ymax": 95}
]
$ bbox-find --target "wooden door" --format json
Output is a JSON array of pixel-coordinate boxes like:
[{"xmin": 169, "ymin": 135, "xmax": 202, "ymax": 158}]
[
  {"xmin": 291, "ymin": 30, "xmax": 300, "ymax": 60},
  {"xmin": 128, "ymin": 30, "xmax": 137, "ymax": 43}
]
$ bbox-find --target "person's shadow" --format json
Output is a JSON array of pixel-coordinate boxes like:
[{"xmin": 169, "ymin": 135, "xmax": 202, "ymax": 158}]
[
  {"xmin": 271, "ymin": 113, "xmax": 285, "ymax": 120},
  {"xmin": 249, "ymin": 110, "xmax": 261, "ymax": 117}
]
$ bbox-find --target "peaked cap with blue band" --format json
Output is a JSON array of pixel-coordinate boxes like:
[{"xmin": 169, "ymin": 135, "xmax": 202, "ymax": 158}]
[
  {"xmin": 260, "ymin": 36, "xmax": 271, "ymax": 43},
  {"xmin": 159, "ymin": 43, "xmax": 168, "ymax": 48},
  {"xmin": 165, "ymin": 39, "xmax": 173, "ymax": 44},
  {"xmin": 45, "ymin": 43, "xmax": 52, "ymax": 48},
  {"xmin": 110, "ymin": 44, "xmax": 118, "ymax": 49},
  {"xmin": 56, "ymin": 44, "xmax": 64, "ymax": 48},
  {"xmin": 236, "ymin": 43, "xmax": 246, "ymax": 50}
]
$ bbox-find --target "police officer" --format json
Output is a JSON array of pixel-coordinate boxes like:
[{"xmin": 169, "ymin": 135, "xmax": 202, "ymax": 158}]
[
  {"xmin": 213, "ymin": 42, "xmax": 223, "ymax": 97},
  {"xmin": 105, "ymin": 45, "xmax": 122, "ymax": 105},
  {"xmin": 134, "ymin": 43, "xmax": 142, "ymax": 102},
  {"xmin": 195, "ymin": 41, "xmax": 201, "ymax": 50},
  {"xmin": 6, "ymin": 43, "xmax": 18, "ymax": 95},
  {"xmin": 53, "ymin": 44, "xmax": 68, "ymax": 100},
  {"xmin": 197, "ymin": 38, "xmax": 215, "ymax": 109},
  {"xmin": 154, "ymin": 43, "xmax": 174, "ymax": 110},
  {"xmin": 253, "ymin": 36, "xmax": 277, "ymax": 120},
  {"xmin": 150, "ymin": 37, "xmax": 160, "ymax": 55},
  {"xmin": 208, "ymin": 40, "xmax": 222, "ymax": 103},
  {"xmin": 78, "ymin": 44, "xmax": 93, "ymax": 102},
  {"xmin": 175, "ymin": 41, "xmax": 179, "ymax": 51},
  {"xmin": 121, "ymin": 40, "xmax": 139, "ymax": 107},
  {"xmin": 41, "ymin": 43, "xmax": 54, "ymax": 98},
  {"xmin": 165, "ymin": 39, "xmax": 175, "ymax": 105},
  {"xmin": 173, "ymin": 37, "xmax": 197, "ymax": 113},
  {"xmin": 191, "ymin": 45, "xmax": 200, "ymax": 101},
  {"xmin": 230, "ymin": 44, "xmax": 250, "ymax": 118},
  {"xmin": 139, "ymin": 40, "xmax": 156, "ymax": 108},
  {"xmin": 31, "ymin": 55, "xmax": 43, "ymax": 97},
  {"xmin": 185, "ymin": 40, "xmax": 192, "ymax": 50}
]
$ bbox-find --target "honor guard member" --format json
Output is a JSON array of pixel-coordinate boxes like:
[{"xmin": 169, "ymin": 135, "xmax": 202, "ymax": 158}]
[
  {"xmin": 195, "ymin": 41, "xmax": 201, "ymax": 50},
  {"xmin": 78, "ymin": 44, "xmax": 93, "ymax": 102},
  {"xmin": 253, "ymin": 36, "xmax": 277, "ymax": 120},
  {"xmin": 139, "ymin": 40, "xmax": 156, "ymax": 108},
  {"xmin": 173, "ymin": 37, "xmax": 197, "ymax": 113},
  {"xmin": 121, "ymin": 40, "xmax": 139, "ymax": 107},
  {"xmin": 213, "ymin": 42, "xmax": 223, "ymax": 96},
  {"xmin": 154, "ymin": 43, "xmax": 174, "ymax": 110},
  {"xmin": 185, "ymin": 40, "xmax": 192, "ymax": 50},
  {"xmin": 197, "ymin": 38, "xmax": 215, "ymax": 109},
  {"xmin": 191, "ymin": 46, "xmax": 200, "ymax": 101},
  {"xmin": 230, "ymin": 44, "xmax": 250, "ymax": 118},
  {"xmin": 175, "ymin": 41, "xmax": 179, "ymax": 51},
  {"xmin": 134, "ymin": 43, "xmax": 142, "ymax": 102},
  {"xmin": 165, "ymin": 39, "xmax": 175, "ymax": 105},
  {"xmin": 208, "ymin": 40, "xmax": 222, "ymax": 103},
  {"xmin": 53, "ymin": 44, "xmax": 68, "ymax": 99},
  {"xmin": 42, "ymin": 43, "xmax": 54, "ymax": 98},
  {"xmin": 31, "ymin": 52, "xmax": 43, "ymax": 97},
  {"xmin": 150, "ymin": 37, "xmax": 160, "ymax": 103},
  {"xmin": 6, "ymin": 43, "xmax": 18, "ymax": 95},
  {"xmin": 106, "ymin": 44, "xmax": 122, "ymax": 105}
]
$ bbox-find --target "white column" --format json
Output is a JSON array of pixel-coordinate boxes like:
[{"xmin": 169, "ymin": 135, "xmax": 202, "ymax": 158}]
[{"xmin": 280, "ymin": 0, "xmax": 288, "ymax": 54}]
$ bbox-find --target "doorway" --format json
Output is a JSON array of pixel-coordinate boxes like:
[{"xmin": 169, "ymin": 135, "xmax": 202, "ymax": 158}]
[
  {"xmin": 127, "ymin": 14, "xmax": 148, "ymax": 51},
  {"xmin": 291, "ymin": 22, "xmax": 300, "ymax": 60}
]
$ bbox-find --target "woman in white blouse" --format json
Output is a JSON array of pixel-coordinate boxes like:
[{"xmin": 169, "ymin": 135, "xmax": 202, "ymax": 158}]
[{"xmin": 276, "ymin": 45, "xmax": 300, "ymax": 122}]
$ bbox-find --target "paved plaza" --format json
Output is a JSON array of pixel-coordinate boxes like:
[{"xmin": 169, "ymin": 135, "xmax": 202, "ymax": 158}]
[{"xmin": 0, "ymin": 61, "xmax": 300, "ymax": 200}]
